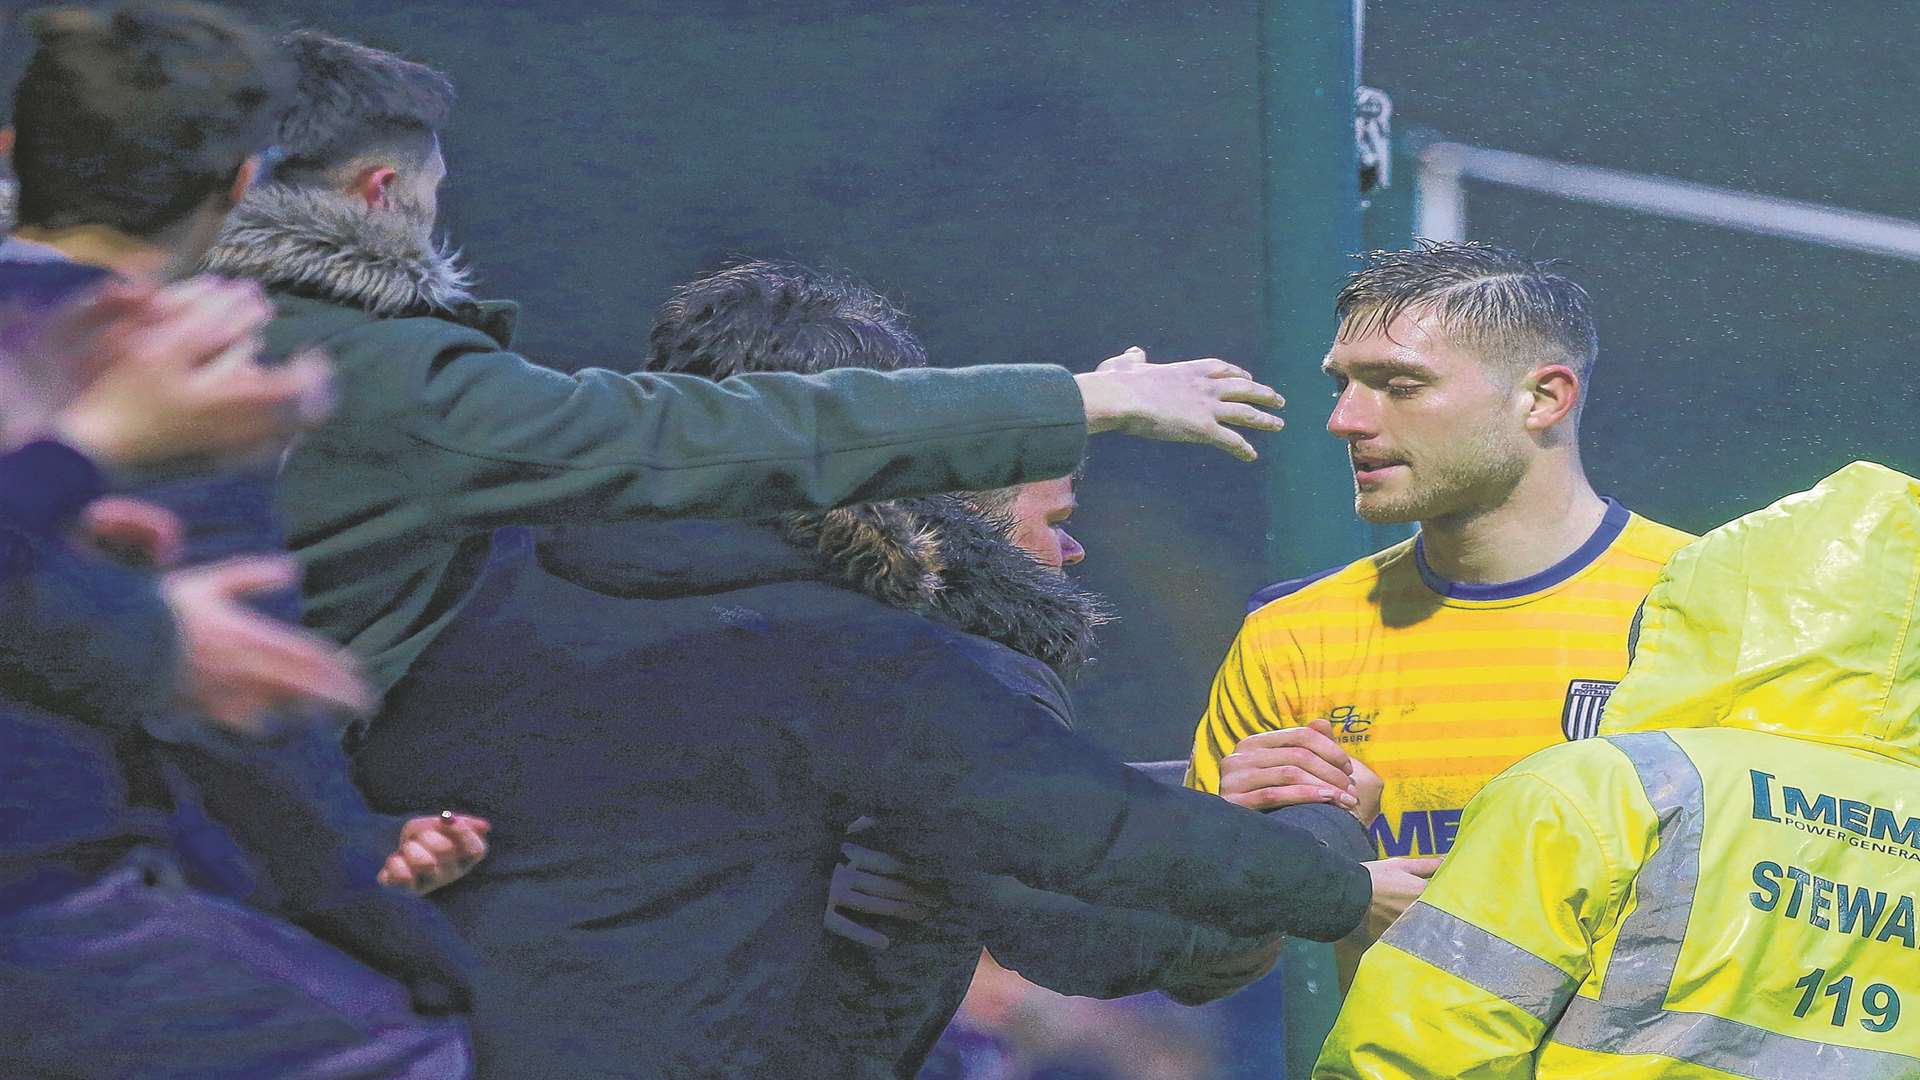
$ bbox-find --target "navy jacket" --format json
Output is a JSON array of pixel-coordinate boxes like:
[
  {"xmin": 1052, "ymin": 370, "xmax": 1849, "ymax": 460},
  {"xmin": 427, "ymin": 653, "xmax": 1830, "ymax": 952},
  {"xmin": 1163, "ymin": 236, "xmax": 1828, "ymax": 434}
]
[
  {"xmin": 0, "ymin": 252, "xmax": 473, "ymax": 1009},
  {"xmin": 0, "ymin": 441, "xmax": 181, "ymax": 903},
  {"xmin": 354, "ymin": 518, "xmax": 1370, "ymax": 1078}
]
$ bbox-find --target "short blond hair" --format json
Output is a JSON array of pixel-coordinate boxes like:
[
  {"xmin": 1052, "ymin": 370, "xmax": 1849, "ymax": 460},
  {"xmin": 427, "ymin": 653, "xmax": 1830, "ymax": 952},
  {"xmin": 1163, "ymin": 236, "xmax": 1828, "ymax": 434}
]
[{"xmin": 1335, "ymin": 240, "xmax": 1598, "ymax": 380}]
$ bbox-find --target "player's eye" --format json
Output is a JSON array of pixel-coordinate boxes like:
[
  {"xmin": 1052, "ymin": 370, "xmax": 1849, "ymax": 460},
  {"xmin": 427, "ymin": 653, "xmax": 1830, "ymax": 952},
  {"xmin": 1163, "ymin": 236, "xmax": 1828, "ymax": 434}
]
[{"xmin": 1386, "ymin": 380, "xmax": 1423, "ymax": 398}]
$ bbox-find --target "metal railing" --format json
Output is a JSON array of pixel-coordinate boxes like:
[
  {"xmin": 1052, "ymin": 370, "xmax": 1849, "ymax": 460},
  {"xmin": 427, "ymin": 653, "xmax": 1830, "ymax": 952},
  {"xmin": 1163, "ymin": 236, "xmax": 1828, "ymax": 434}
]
[{"xmin": 1414, "ymin": 141, "xmax": 1920, "ymax": 262}]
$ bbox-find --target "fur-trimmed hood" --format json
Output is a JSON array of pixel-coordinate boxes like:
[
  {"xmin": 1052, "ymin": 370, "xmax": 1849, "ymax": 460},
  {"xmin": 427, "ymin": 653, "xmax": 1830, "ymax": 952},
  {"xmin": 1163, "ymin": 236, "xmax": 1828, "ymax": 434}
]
[
  {"xmin": 541, "ymin": 497, "xmax": 1110, "ymax": 679},
  {"xmin": 778, "ymin": 495, "xmax": 1111, "ymax": 678},
  {"xmin": 201, "ymin": 182, "xmax": 474, "ymax": 317}
]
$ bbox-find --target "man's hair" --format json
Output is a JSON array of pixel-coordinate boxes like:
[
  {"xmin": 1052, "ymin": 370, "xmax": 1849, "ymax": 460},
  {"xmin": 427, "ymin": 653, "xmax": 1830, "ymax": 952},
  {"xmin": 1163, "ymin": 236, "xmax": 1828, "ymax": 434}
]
[
  {"xmin": 966, "ymin": 461, "xmax": 1084, "ymax": 524},
  {"xmin": 648, "ymin": 261, "xmax": 1081, "ymax": 528},
  {"xmin": 1334, "ymin": 240, "xmax": 1599, "ymax": 380},
  {"xmin": 646, "ymin": 260, "xmax": 928, "ymax": 380},
  {"xmin": 10, "ymin": 2, "xmax": 290, "ymax": 237},
  {"xmin": 270, "ymin": 30, "xmax": 454, "ymax": 182}
]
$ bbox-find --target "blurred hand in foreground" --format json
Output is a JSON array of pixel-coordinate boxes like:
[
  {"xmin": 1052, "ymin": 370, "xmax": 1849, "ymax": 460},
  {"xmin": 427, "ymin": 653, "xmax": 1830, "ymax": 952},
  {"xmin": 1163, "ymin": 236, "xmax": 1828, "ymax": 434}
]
[
  {"xmin": 162, "ymin": 555, "xmax": 374, "ymax": 737},
  {"xmin": 0, "ymin": 276, "xmax": 333, "ymax": 466}
]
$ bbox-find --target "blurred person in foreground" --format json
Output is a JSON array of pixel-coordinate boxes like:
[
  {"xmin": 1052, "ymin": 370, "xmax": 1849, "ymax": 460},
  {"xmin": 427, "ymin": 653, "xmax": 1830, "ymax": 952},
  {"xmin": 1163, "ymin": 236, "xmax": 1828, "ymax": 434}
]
[
  {"xmin": 203, "ymin": 28, "xmax": 1291, "ymax": 707},
  {"xmin": 1319, "ymin": 460, "xmax": 1920, "ymax": 1078},
  {"xmin": 0, "ymin": 6, "xmax": 482, "ymax": 1074},
  {"xmin": 350, "ymin": 262, "xmax": 1431, "ymax": 1078},
  {"xmin": 0, "ymin": 273, "xmax": 472, "ymax": 1075},
  {"xmin": 1184, "ymin": 242, "xmax": 1693, "ymax": 981}
]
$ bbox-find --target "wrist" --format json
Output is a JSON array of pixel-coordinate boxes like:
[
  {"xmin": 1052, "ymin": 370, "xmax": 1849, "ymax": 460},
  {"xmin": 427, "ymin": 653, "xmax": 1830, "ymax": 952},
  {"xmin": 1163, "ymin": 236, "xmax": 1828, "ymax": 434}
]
[
  {"xmin": 50, "ymin": 407, "xmax": 131, "ymax": 469},
  {"xmin": 1073, "ymin": 371, "xmax": 1132, "ymax": 435}
]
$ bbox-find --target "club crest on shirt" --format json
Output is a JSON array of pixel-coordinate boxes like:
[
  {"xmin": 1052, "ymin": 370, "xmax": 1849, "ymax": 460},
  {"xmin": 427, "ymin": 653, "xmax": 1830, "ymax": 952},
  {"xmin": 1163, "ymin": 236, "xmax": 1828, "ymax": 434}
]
[{"xmin": 1561, "ymin": 679, "xmax": 1617, "ymax": 741}]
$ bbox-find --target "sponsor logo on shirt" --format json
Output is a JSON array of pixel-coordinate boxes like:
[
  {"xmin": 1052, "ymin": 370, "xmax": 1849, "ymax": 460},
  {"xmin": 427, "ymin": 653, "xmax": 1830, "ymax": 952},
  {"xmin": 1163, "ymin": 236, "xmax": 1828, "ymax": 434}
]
[
  {"xmin": 1327, "ymin": 703, "xmax": 1373, "ymax": 744},
  {"xmin": 1369, "ymin": 808, "xmax": 1463, "ymax": 857},
  {"xmin": 1560, "ymin": 679, "xmax": 1617, "ymax": 741}
]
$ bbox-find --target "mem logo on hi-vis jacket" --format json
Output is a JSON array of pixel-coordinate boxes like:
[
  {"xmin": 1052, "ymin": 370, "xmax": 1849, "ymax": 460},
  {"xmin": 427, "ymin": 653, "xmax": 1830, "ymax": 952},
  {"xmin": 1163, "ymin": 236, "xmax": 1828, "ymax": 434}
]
[{"xmin": 1186, "ymin": 499, "xmax": 1694, "ymax": 858}]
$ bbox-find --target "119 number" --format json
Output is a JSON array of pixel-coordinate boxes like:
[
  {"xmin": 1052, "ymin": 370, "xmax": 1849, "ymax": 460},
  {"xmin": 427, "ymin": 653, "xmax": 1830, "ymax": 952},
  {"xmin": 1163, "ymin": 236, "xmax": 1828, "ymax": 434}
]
[{"xmin": 1793, "ymin": 968, "xmax": 1900, "ymax": 1032}]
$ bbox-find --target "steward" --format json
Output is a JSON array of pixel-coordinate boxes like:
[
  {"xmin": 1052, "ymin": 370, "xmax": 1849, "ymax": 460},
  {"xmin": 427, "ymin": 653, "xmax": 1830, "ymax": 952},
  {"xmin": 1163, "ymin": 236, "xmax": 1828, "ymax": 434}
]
[{"xmin": 1318, "ymin": 461, "xmax": 1920, "ymax": 1079}]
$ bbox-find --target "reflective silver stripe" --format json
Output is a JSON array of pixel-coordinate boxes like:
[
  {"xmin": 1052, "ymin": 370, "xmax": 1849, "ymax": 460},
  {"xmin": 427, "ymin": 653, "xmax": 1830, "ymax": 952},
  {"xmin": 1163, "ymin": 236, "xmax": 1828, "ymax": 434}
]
[
  {"xmin": 1597, "ymin": 730, "xmax": 1705, "ymax": 1011},
  {"xmin": 1546, "ymin": 732, "xmax": 1920, "ymax": 1078},
  {"xmin": 1381, "ymin": 901, "xmax": 1578, "ymax": 1023},
  {"xmin": 1554, "ymin": 997, "xmax": 1920, "ymax": 1080}
]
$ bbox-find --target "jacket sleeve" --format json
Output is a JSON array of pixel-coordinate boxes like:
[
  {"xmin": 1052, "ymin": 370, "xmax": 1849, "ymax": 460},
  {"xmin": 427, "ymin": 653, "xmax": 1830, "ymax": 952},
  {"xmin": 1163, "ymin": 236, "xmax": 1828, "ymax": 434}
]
[
  {"xmin": 0, "ymin": 439, "xmax": 172, "ymax": 725},
  {"xmin": 817, "ymin": 637, "xmax": 1372, "ymax": 943},
  {"xmin": 349, "ymin": 319, "xmax": 1089, "ymax": 528},
  {"xmin": 0, "ymin": 533, "xmax": 177, "ymax": 730},
  {"xmin": 0, "ymin": 440, "xmax": 105, "ymax": 538},
  {"xmin": 970, "ymin": 803, "xmax": 1368, "ymax": 998},
  {"xmin": 1272, "ymin": 802, "xmax": 1375, "ymax": 862},
  {"xmin": 143, "ymin": 720, "xmax": 478, "ymax": 1014},
  {"xmin": 969, "ymin": 874, "xmax": 1271, "ymax": 999},
  {"xmin": 1314, "ymin": 750, "xmax": 1640, "ymax": 1079}
]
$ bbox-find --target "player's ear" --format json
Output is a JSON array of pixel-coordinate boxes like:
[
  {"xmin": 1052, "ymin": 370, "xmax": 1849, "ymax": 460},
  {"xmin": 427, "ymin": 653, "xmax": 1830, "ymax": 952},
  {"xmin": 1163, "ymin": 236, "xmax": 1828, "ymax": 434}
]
[{"xmin": 1522, "ymin": 363, "xmax": 1581, "ymax": 433}]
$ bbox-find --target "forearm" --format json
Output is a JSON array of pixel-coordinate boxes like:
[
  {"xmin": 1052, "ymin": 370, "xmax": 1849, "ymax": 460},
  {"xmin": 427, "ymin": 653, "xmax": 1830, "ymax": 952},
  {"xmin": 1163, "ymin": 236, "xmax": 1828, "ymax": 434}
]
[
  {"xmin": 1070, "ymin": 784, "xmax": 1371, "ymax": 942},
  {"xmin": 404, "ymin": 350, "xmax": 1089, "ymax": 527},
  {"xmin": 875, "ymin": 721, "xmax": 1370, "ymax": 942},
  {"xmin": 1158, "ymin": 933, "xmax": 1285, "ymax": 1006},
  {"xmin": 1269, "ymin": 802, "xmax": 1374, "ymax": 862},
  {"xmin": 145, "ymin": 721, "xmax": 395, "ymax": 914},
  {"xmin": 973, "ymin": 875, "xmax": 1272, "ymax": 1000}
]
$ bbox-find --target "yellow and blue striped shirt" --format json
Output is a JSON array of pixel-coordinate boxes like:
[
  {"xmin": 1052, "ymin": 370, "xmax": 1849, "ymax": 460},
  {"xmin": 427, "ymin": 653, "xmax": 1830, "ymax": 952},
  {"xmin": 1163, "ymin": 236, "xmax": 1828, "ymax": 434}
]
[{"xmin": 1185, "ymin": 500, "xmax": 1694, "ymax": 856}]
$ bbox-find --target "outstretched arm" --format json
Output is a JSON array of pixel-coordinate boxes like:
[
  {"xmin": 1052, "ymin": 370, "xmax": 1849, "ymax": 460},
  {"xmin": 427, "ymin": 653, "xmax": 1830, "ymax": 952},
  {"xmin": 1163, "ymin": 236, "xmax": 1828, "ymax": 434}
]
[
  {"xmin": 969, "ymin": 875, "xmax": 1281, "ymax": 1002},
  {"xmin": 809, "ymin": 646, "xmax": 1371, "ymax": 944},
  {"xmin": 330, "ymin": 328, "xmax": 1283, "ymax": 532}
]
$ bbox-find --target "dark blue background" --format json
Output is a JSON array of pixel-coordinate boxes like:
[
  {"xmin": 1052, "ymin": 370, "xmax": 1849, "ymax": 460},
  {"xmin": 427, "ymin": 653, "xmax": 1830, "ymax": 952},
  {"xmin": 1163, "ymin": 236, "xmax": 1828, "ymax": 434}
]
[{"xmin": 44, "ymin": 1, "xmax": 1916, "ymax": 757}]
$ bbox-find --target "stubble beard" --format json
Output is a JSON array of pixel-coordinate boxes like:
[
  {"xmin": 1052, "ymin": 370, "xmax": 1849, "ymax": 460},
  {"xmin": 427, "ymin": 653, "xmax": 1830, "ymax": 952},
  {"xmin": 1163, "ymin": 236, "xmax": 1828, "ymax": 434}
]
[
  {"xmin": 1352, "ymin": 419, "xmax": 1530, "ymax": 526},
  {"xmin": 384, "ymin": 186, "xmax": 439, "ymax": 252}
]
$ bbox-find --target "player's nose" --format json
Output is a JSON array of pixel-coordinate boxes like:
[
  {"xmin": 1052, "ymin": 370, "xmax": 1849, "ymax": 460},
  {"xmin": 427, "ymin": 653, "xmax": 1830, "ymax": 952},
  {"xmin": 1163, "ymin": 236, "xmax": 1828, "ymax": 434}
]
[{"xmin": 1326, "ymin": 386, "xmax": 1375, "ymax": 440}]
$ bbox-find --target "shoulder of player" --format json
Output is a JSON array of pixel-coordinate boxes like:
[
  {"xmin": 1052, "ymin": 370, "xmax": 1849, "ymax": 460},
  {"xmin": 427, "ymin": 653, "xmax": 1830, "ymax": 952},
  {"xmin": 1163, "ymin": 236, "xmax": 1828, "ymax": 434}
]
[
  {"xmin": 1609, "ymin": 511, "xmax": 1698, "ymax": 567},
  {"xmin": 1243, "ymin": 537, "xmax": 1417, "ymax": 621}
]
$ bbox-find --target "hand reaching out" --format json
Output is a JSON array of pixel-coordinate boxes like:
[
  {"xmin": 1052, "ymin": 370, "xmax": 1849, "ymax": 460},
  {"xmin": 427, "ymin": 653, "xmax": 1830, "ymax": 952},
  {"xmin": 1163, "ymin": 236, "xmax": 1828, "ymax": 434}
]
[
  {"xmin": 79, "ymin": 496, "xmax": 184, "ymax": 568},
  {"xmin": 380, "ymin": 812, "xmax": 492, "ymax": 896},
  {"xmin": 1347, "ymin": 754, "xmax": 1384, "ymax": 825},
  {"xmin": 1352, "ymin": 856, "xmax": 1442, "ymax": 947},
  {"xmin": 1074, "ymin": 346, "xmax": 1285, "ymax": 462},
  {"xmin": 36, "ymin": 276, "xmax": 334, "ymax": 468}
]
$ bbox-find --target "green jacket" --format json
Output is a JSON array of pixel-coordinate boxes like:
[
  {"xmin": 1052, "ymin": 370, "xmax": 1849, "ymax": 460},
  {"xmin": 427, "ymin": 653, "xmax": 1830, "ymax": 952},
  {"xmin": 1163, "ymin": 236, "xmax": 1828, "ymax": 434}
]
[{"xmin": 209, "ymin": 186, "xmax": 1086, "ymax": 691}]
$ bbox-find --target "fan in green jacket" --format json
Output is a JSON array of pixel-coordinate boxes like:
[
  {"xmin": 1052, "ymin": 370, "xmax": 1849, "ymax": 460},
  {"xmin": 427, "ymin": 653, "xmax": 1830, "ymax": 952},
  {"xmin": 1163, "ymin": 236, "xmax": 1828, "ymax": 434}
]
[{"xmin": 202, "ymin": 30, "xmax": 1288, "ymax": 695}]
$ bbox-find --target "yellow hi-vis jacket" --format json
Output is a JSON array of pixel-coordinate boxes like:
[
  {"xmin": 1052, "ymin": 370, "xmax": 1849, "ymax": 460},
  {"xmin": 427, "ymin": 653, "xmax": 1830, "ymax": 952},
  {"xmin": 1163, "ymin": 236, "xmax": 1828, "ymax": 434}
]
[{"xmin": 1317, "ymin": 461, "xmax": 1920, "ymax": 1080}]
